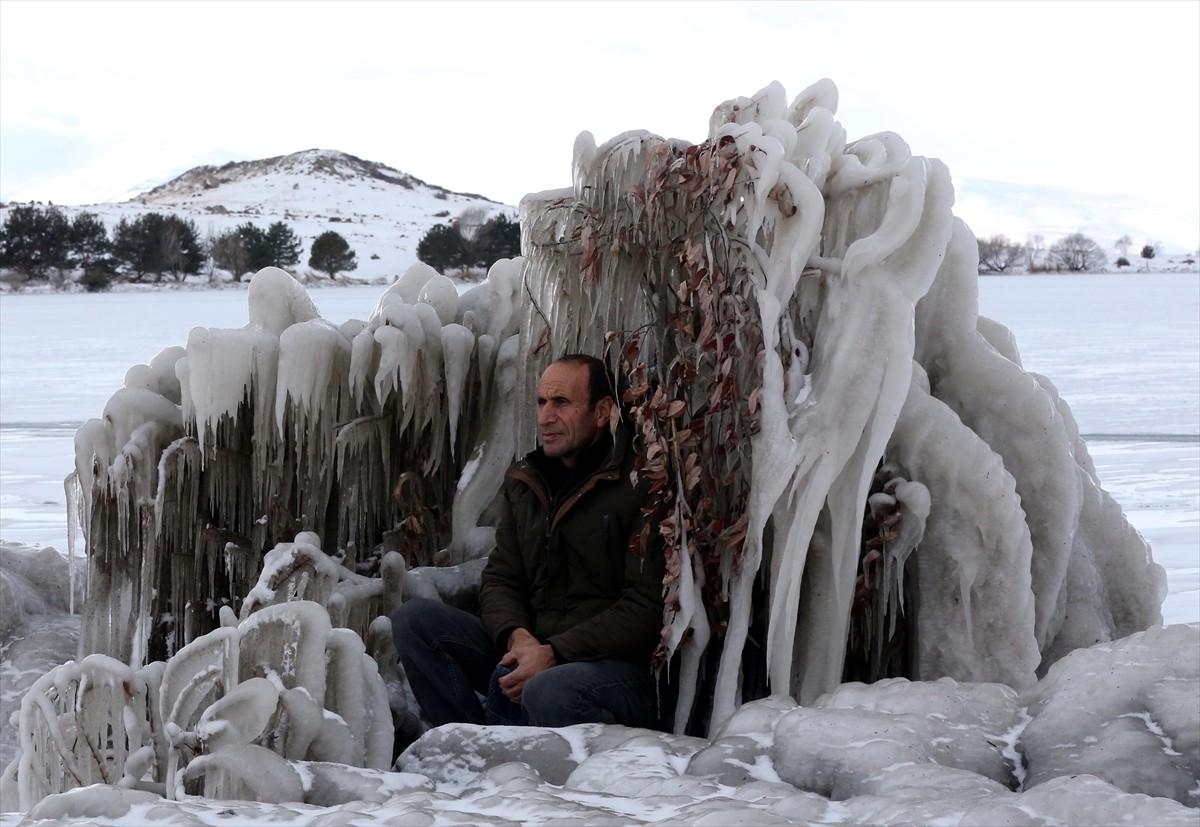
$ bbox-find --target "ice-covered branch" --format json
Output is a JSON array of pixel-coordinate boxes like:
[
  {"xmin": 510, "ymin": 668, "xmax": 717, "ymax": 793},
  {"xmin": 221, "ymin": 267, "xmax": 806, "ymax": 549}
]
[{"xmin": 521, "ymin": 78, "xmax": 1165, "ymax": 733}]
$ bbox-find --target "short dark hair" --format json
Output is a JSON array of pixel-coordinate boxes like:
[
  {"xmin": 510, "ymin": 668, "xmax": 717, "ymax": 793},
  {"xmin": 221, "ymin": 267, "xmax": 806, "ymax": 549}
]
[{"xmin": 553, "ymin": 354, "xmax": 614, "ymax": 407}]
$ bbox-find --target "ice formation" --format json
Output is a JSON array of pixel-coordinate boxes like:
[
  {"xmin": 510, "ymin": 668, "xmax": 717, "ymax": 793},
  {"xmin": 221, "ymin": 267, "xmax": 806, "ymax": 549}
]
[
  {"xmin": 2, "ymin": 535, "xmax": 392, "ymax": 811},
  {"xmin": 69, "ymin": 258, "xmax": 523, "ymax": 664},
  {"xmin": 14, "ymin": 78, "xmax": 1175, "ymax": 818},
  {"xmin": 518, "ymin": 78, "xmax": 1165, "ymax": 726}
]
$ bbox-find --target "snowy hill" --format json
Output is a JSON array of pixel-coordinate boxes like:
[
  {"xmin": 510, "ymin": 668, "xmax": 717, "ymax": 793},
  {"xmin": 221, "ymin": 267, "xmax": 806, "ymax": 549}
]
[{"xmin": 2, "ymin": 149, "xmax": 513, "ymax": 283}]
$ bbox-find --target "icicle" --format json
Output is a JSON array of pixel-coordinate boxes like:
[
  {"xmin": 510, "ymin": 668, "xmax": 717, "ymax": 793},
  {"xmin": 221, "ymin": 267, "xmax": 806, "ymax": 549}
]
[
  {"xmin": 411, "ymin": 302, "xmax": 447, "ymax": 446},
  {"xmin": 274, "ymin": 318, "xmax": 351, "ymax": 434},
  {"xmin": 868, "ymin": 478, "xmax": 929, "ymax": 671},
  {"xmin": 441, "ymin": 324, "xmax": 476, "ymax": 457},
  {"xmin": 483, "ymin": 257, "xmax": 523, "ymax": 342},
  {"xmin": 672, "ymin": 545, "xmax": 712, "ymax": 734},
  {"xmin": 712, "ymin": 147, "xmax": 826, "ymax": 725},
  {"xmin": 447, "ymin": 334, "xmax": 520, "ymax": 562},
  {"xmin": 374, "ymin": 303, "xmax": 424, "ymax": 434},
  {"xmin": 183, "ymin": 326, "xmax": 278, "ymax": 455},
  {"xmin": 372, "ymin": 325, "xmax": 404, "ymax": 409},
  {"xmin": 348, "ymin": 327, "xmax": 378, "ymax": 410},
  {"xmin": 64, "ymin": 472, "xmax": 81, "ymax": 615}
]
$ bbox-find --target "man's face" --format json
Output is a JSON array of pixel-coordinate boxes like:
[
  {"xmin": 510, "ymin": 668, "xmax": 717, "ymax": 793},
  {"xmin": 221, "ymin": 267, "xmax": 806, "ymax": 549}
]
[{"xmin": 537, "ymin": 361, "xmax": 611, "ymax": 467}]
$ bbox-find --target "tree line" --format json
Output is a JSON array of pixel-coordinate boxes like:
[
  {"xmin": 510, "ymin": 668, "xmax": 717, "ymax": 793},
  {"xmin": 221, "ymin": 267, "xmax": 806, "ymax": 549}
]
[
  {"xmin": 977, "ymin": 231, "xmax": 1165, "ymax": 274},
  {"xmin": 0, "ymin": 204, "xmax": 360, "ymax": 290},
  {"xmin": 0, "ymin": 204, "xmax": 522, "ymax": 291}
]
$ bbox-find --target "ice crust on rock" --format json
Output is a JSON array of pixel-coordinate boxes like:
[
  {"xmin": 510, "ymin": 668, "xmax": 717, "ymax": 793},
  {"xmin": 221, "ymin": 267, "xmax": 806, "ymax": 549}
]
[
  {"xmin": 4, "ymin": 627, "xmax": 1198, "ymax": 823},
  {"xmin": 6, "ymin": 77, "xmax": 1185, "ymax": 823},
  {"xmin": 1019, "ymin": 623, "xmax": 1200, "ymax": 804}
]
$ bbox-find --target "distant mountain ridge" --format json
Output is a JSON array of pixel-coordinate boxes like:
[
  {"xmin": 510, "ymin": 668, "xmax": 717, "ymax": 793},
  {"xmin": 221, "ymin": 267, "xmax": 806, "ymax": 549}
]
[{"xmin": 137, "ymin": 149, "xmax": 492, "ymax": 205}]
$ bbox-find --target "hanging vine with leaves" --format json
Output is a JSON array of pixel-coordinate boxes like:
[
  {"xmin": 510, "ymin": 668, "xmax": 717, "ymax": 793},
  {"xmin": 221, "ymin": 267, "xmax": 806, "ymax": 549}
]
[{"xmin": 563, "ymin": 135, "xmax": 768, "ymax": 707}]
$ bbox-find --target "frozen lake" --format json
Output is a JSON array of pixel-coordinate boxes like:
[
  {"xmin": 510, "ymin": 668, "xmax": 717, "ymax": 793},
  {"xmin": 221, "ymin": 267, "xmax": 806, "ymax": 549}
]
[{"xmin": 1, "ymin": 273, "xmax": 1197, "ymax": 623}]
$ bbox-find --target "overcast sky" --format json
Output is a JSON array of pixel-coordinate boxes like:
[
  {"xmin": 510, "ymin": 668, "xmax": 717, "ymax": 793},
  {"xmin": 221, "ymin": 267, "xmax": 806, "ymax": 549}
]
[{"xmin": 1, "ymin": 0, "xmax": 1197, "ymax": 249}]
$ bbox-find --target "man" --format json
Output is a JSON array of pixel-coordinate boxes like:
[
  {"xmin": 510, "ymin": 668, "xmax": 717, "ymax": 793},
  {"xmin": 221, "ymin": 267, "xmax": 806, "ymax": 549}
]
[{"xmin": 391, "ymin": 354, "xmax": 665, "ymax": 730}]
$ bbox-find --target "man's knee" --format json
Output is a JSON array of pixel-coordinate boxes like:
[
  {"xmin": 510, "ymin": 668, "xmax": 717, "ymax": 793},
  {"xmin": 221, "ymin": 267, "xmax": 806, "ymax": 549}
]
[
  {"xmin": 522, "ymin": 665, "xmax": 616, "ymax": 727},
  {"xmin": 521, "ymin": 668, "xmax": 572, "ymax": 725},
  {"xmin": 391, "ymin": 596, "xmax": 441, "ymax": 651},
  {"xmin": 522, "ymin": 668, "xmax": 557, "ymax": 704}
]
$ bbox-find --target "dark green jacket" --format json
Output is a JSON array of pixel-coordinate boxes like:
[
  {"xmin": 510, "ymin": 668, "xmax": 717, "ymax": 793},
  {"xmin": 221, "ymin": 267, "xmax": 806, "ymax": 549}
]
[{"xmin": 479, "ymin": 427, "xmax": 664, "ymax": 664}]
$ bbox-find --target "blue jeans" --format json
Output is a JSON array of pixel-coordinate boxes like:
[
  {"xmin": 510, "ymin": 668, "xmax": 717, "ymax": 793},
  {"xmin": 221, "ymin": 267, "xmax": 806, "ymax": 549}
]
[{"xmin": 391, "ymin": 597, "xmax": 661, "ymax": 729}]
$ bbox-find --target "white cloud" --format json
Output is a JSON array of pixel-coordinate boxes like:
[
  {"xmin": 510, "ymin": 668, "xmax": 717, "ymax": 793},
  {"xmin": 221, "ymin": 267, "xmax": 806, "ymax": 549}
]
[{"xmin": 1, "ymin": 0, "xmax": 1196, "ymax": 248}]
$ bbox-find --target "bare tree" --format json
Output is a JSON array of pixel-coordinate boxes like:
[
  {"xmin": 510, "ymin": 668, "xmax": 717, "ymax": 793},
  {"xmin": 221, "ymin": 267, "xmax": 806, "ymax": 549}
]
[
  {"xmin": 1049, "ymin": 233, "xmax": 1107, "ymax": 272},
  {"xmin": 159, "ymin": 223, "xmax": 182, "ymax": 283},
  {"xmin": 977, "ymin": 234, "xmax": 1025, "ymax": 273},
  {"xmin": 1025, "ymin": 234, "xmax": 1047, "ymax": 272},
  {"xmin": 452, "ymin": 206, "xmax": 490, "ymax": 244},
  {"xmin": 203, "ymin": 223, "xmax": 220, "ymax": 283},
  {"xmin": 1114, "ymin": 234, "xmax": 1133, "ymax": 259},
  {"xmin": 210, "ymin": 229, "xmax": 250, "ymax": 281}
]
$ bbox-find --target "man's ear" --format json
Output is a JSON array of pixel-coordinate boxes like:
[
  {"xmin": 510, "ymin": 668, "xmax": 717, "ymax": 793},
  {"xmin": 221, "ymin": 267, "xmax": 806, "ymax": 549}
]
[{"xmin": 595, "ymin": 396, "xmax": 615, "ymax": 430}]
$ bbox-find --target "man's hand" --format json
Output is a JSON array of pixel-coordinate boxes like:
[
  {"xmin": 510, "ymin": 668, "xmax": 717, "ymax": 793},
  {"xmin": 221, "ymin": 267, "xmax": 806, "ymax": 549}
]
[{"xmin": 498, "ymin": 628, "xmax": 556, "ymax": 704}]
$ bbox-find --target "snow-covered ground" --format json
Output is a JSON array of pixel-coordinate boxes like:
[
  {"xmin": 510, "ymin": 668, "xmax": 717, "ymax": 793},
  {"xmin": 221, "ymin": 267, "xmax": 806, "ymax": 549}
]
[{"xmin": 0, "ymin": 270, "xmax": 1197, "ymax": 824}]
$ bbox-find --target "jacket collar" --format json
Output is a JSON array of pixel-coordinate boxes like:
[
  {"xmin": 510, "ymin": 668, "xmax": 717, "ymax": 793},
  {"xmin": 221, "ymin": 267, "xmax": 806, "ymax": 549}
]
[
  {"xmin": 527, "ymin": 428, "xmax": 612, "ymax": 487},
  {"xmin": 518, "ymin": 425, "xmax": 631, "ymax": 493}
]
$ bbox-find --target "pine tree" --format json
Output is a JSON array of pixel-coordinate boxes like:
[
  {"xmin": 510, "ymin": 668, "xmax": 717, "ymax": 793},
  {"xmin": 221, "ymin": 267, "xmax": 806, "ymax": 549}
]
[
  {"xmin": 69, "ymin": 212, "xmax": 111, "ymax": 271},
  {"xmin": 472, "ymin": 213, "xmax": 521, "ymax": 269},
  {"xmin": 112, "ymin": 213, "xmax": 203, "ymax": 281},
  {"xmin": 236, "ymin": 223, "xmax": 273, "ymax": 273},
  {"xmin": 416, "ymin": 223, "xmax": 466, "ymax": 272},
  {"xmin": 265, "ymin": 222, "xmax": 301, "ymax": 269},
  {"xmin": 160, "ymin": 215, "xmax": 204, "ymax": 280},
  {"xmin": 0, "ymin": 204, "xmax": 71, "ymax": 278},
  {"xmin": 309, "ymin": 230, "xmax": 357, "ymax": 279},
  {"xmin": 1140, "ymin": 242, "xmax": 1158, "ymax": 272},
  {"xmin": 112, "ymin": 215, "xmax": 160, "ymax": 280}
]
